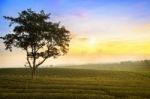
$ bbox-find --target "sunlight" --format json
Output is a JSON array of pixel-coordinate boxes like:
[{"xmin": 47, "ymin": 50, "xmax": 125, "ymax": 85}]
[
  {"xmin": 87, "ymin": 37, "xmax": 97, "ymax": 53},
  {"xmin": 88, "ymin": 37, "xmax": 96, "ymax": 46}
]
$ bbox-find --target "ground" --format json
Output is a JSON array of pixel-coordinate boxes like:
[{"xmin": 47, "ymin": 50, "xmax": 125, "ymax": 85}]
[{"xmin": 0, "ymin": 64, "xmax": 150, "ymax": 99}]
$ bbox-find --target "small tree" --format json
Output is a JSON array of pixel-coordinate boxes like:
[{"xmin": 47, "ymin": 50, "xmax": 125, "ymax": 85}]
[{"xmin": 1, "ymin": 9, "xmax": 71, "ymax": 79}]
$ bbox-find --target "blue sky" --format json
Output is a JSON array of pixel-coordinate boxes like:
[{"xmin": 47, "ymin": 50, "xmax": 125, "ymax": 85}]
[
  {"xmin": 0, "ymin": 0, "xmax": 150, "ymax": 34},
  {"xmin": 0, "ymin": 0, "xmax": 150, "ymax": 37}
]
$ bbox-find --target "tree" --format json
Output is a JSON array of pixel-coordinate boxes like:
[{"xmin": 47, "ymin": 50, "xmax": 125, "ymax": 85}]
[{"xmin": 1, "ymin": 9, "xmax": 71, "ymax": 79}]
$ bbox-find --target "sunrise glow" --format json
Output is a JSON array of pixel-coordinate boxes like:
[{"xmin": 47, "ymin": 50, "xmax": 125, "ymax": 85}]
[
  {"xmin": 0, "ymin": 0, "xmax": 150, "ymax": 67},
  {"xmin": 89, "ymin": 37, "xmax": 96, "ymax": 46}
]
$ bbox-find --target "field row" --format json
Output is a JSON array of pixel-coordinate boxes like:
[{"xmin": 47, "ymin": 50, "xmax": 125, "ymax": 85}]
[{"xmin": 0, "ymin": 68, "xmax": 150, "ymax": 98}]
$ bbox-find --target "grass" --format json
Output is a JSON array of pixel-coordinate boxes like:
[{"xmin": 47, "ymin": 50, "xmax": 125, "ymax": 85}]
[{"xmin": 0, "ymin": 65, "xmax": 150, "ymax": 99}]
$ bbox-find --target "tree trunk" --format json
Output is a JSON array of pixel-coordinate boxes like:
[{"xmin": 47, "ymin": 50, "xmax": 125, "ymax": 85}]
[
  {"xmin": 32, "ymin": 68, "xmax": 36, "ymax": 80},
  {"xmin": 32, "ymin": 49, "xmax": 36, "ymax": 80}
]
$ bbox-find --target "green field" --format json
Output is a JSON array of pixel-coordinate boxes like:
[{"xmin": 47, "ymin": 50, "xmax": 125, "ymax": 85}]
[{"xmin": 0, "ymin": 63, "xmax": 150, "ymax": 99}]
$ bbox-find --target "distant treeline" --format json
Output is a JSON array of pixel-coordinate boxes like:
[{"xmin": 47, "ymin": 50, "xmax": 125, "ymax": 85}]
[{"xmin": 120, "ymin": 60, "xmax": 150, "ymax": 66}]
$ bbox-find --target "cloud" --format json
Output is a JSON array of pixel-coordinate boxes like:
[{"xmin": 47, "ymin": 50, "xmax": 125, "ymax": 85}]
[
  {"xmin": 78, "ymin": 37, "xmax": 88, "ymax": 41},
  {"xmin": 132, "ymin": 23, "xmax": 150, "ymax": 33},
  {"xmin": 73, "ymin": 10, "xmax": 89, "ymax": 19}
]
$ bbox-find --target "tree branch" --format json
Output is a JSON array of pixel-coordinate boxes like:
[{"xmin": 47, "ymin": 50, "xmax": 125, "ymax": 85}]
[
  {"xmin": 26, "ymin": 49, "xmax": 32, "ymax": 69},
  {"xmin": 36, "ymin": 57, "xmax": 48, "ymax": 68}
]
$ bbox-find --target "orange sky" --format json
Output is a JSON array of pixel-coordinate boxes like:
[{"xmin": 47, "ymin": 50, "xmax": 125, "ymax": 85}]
[{"xmin": 1, "ymin": 37, "xmax": 150, "ymax": 67}]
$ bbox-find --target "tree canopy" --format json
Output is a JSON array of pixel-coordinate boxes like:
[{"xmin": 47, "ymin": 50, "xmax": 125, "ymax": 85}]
[{"xmin": 1, "ymin": 9, "xmax": 71, "ymax": 79}]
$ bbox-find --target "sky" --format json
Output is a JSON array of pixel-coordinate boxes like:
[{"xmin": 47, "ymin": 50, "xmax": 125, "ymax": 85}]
[{"xmin": 0, "ymin": 0, "xmax": 150, "ymax": 67}]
